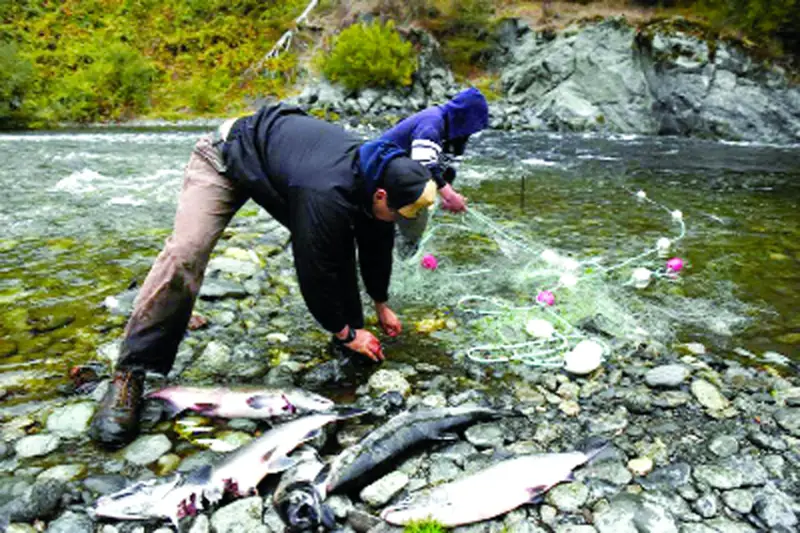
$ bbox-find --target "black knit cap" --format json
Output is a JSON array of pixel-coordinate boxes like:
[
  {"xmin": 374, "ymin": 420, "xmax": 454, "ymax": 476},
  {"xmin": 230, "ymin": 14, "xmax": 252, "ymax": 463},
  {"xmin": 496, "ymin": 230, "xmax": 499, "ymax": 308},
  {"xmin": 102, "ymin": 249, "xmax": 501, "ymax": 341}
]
[{"xmin": 381, "ymin": 157, "xmax": 433, "ymax": 210}]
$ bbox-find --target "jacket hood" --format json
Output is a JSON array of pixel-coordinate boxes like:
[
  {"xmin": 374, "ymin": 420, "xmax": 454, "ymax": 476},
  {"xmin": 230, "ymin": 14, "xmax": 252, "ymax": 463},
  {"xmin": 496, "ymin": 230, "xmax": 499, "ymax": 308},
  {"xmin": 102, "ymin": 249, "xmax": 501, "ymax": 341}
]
[{"xmin": 441, "ymin": 87, "xmax": 489, "ymax": 140}]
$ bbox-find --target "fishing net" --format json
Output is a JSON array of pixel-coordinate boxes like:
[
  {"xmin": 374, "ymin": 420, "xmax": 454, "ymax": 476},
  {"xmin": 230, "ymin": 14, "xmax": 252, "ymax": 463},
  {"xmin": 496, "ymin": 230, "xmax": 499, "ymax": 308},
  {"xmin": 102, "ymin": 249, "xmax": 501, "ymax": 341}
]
[{"xmin": 389, "ymin": 185, "xmax": 753, "ymax": 368}]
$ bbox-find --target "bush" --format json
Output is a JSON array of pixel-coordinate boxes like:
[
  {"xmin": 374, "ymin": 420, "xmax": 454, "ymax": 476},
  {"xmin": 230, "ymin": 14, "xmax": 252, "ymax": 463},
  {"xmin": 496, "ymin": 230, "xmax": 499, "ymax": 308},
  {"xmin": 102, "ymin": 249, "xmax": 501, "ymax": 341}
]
[
  {"xmin": 321, "ymin": 20, "xmax": 417, "ymax": 91},
  {"xmin": 51, "ymin": 41, "xmax": 158, "ymax": 122},
  {"xmin": 0, "ymin": 42, "xmax": 33, "ymax": 125},
  {"xmin": 698, "ymin": 0, "xmax": 800, "ymax": 55},
  {"xmin": 419, "ymin": 0, "xmax": 495, "ymax": 77}
]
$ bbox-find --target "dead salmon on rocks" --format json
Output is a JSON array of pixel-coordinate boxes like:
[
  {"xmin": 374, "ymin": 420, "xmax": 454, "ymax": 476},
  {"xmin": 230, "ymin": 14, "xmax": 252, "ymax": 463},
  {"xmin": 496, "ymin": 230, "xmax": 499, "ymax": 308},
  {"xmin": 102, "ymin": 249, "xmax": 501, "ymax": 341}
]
[
  {"xmin": 146, "ymin": 386, "xmax": 334, "ymax": 419},
  {"xmin": 380, "ymin": 443, "xmax": 608, "ymax": 527},
  {"xmin": 320, "ymin": 406, "xmax": 501, "ymax": 494},
  {"xmin": 93, "ymin": 410, "xmax": 364, "ymax": 527}
]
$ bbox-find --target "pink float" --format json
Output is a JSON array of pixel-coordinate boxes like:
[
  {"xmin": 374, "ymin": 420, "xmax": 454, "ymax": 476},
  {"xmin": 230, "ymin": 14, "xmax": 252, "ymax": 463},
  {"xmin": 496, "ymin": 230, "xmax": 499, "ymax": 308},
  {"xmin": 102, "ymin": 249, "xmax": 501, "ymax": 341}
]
[
  {"xmin": 421, "ymin": 253, "xmax": 438, "ymax": 270},
  {"xmin": 666, "ymin": 257, "xmax": 684, "ymax": 273},
  {"xmin": 537, "ymin": 290, "xmax": 555, "ymax": 306}
]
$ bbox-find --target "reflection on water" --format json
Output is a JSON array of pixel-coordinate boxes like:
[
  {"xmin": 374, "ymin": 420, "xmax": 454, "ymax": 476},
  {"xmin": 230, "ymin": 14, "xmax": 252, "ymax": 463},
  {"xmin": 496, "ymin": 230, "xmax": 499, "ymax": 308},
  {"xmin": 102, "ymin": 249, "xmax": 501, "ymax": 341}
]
[{"xmin": 0, "ymin": 128, "xmax": 798, "ymax": 413}]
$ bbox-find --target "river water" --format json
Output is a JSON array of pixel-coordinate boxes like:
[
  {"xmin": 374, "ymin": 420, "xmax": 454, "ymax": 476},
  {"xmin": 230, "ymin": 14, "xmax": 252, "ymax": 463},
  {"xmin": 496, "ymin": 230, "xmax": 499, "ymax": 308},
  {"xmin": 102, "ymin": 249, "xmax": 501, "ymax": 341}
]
[{"xmin": 0, "ymin": 128, "xmax": 798, "ymax": 414}]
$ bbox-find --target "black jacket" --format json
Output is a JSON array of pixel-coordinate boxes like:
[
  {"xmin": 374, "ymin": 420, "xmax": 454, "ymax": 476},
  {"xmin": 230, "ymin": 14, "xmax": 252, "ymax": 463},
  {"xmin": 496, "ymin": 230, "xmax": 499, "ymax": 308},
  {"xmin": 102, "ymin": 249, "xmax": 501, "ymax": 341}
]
[{"xmin": 221, "ymin": 104, "xmax": 394, "ymax": 334}]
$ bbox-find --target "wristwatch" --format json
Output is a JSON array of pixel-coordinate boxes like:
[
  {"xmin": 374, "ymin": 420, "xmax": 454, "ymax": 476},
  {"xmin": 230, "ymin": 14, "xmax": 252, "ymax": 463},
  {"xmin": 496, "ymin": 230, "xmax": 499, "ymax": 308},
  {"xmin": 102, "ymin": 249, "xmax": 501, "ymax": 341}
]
[{"xmin": 334, "ymin": 326, "xmax": 356, "ymax": 345}]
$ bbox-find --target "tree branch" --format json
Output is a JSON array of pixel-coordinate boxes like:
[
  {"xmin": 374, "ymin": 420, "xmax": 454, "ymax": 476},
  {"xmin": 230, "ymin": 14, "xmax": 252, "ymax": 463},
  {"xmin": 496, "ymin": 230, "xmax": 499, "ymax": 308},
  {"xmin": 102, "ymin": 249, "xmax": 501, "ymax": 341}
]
[{"xmin": 241, "ymin": 0, "xmax": 319, "ymax": 83}]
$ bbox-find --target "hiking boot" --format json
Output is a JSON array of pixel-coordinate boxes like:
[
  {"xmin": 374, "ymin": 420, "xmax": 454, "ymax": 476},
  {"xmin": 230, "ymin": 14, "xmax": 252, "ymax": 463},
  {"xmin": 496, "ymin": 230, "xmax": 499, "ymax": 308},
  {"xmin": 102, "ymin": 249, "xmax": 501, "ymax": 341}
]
[{"xmin": 88, "ymin": 368, "xmax": 145, "ymax": 450}]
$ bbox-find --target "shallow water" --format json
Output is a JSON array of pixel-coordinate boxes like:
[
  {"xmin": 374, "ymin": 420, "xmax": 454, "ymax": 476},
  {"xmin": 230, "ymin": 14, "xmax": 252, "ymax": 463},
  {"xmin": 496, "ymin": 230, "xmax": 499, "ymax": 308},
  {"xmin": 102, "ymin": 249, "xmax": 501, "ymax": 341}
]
[{"xmin": 0, "ymin": 127, "xmax": 798, "ymax": 416}]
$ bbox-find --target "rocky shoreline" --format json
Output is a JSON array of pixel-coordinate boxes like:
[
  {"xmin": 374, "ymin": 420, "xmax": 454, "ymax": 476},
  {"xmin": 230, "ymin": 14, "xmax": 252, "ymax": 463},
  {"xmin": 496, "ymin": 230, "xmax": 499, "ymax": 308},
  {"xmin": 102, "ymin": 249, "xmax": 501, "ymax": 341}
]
[
  {"xmin": 282, "ymin": 17, "xmax": 800, "ymax": 145},
  {"xmin": 1, "ymin": 204, "xmax": 798, "ymax": 533}
]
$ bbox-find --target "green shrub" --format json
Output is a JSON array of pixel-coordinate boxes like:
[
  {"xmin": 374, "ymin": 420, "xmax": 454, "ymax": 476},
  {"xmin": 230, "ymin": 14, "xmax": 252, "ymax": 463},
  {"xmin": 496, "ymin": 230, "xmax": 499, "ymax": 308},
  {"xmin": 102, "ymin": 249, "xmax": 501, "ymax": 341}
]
[
  {"xmin": 420, "ymin": 0, "xmax": 496, "ymax": 77},
  {"xmin": 321, "ymin": 20, "xmax": 417, "ymax": 91},
  {"xmin": 0, "ymin": 42, "xmax": 33, "ymax": 125},
  {"xmin": 698, "ymin": 0, "xmax": 800, "ymax": 54},
  {"xmin": 48, "ymin": 40, "xmax": 157, "ymax": 122}
]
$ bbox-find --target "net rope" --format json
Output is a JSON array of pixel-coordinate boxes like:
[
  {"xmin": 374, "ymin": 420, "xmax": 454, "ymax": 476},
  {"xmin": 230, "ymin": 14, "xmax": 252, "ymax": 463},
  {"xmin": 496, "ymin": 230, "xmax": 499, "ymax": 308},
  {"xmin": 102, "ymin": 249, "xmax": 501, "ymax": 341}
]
[{"xmin": 390, "ymin": 185, "xmax": 749, "ymax": 368}]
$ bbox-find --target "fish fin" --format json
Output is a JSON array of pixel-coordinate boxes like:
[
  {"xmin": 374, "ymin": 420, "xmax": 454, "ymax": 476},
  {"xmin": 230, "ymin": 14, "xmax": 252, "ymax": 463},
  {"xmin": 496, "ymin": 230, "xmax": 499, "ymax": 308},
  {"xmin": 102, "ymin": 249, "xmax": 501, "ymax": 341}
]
[
  {"xmin": 301, "ymin": 428, "xmax": 323, "ymax": 443},
  {"xmin": 566, "ymin": 470, "xmax": 576, "ymax": 482},
  {"xmin": 331, "ymin": 406, "xmax": 369, "ymax": 419},
  {"xmin": 576, "ymin": 436, "xmax": 612, "ymax": 463},
  {"xmin": 526, "ymin": 485, "xmax": 549, "ymax": 503},
  {"xmin": 313, "ymin": 463, "xmax": 331, "ymax": 487},
  {"xmin": 191, "ymin": 402, "xmax": 217, "ymax": 415},
  {"xmin": 246, "ymin": 394, "xmax": 274, "ymax": 410},
  {"xmin": 159, "ymin": 400, "xmax": 186, "ymax": 418},
  {"xmin": 266, "ymin": 455, "xmax": 298, "ymax": 474},
  {"xmin": 321, "ymin": 503, "xmax": 337, "ymax": 529},
  {"xmin": 434, "ymin": 432, "xmax": 459, "ymax": 441},
  {"xmin": 184, "ymin": 464, "xmax": 213, "ymax": 485}
]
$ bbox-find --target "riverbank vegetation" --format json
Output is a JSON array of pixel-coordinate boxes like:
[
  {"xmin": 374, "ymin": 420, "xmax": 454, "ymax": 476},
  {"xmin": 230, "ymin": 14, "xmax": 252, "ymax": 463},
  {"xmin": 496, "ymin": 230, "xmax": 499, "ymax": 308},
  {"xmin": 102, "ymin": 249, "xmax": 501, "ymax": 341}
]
[{"xmin": 0, "ymin": 1, "xmax": 797, "ymax": 128}]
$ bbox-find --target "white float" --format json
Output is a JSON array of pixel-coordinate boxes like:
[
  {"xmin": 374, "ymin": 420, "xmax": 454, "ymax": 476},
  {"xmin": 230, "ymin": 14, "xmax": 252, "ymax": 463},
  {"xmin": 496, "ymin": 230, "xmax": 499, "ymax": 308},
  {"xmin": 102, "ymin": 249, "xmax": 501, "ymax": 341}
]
[
  {"xmin": 631, "ymin": 267, "xmax": 652, "ymax": 289},
  {"xmin": 525, "ymin": 319, "xmax": 555, "ymax": 339},
  {"xmin": 563, "ymin": 340, "xmax": 604, "ymax": 375}
]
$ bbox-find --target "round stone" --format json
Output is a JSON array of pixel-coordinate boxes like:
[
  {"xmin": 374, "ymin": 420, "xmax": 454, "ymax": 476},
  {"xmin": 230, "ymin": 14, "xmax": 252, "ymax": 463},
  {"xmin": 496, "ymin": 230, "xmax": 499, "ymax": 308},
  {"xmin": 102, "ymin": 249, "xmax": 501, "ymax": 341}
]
[
  {"xmin": 368, "ymin": 369, "xmax": 411, "ymax": 397},
  {"xmin": 644, "ymin": 365, "xmax": 689, "ymax": 388},
  {"xmin": 14, "ymin": 434, "xmax": 61, "ymax": 458},
  {"xmin": 123, "ymin": 434, "xmax": 172, "ymax": 465},
  {"xmin": 628, "ymin": 457, "xmax": 654, "ymax": 476},
  {"xmin": 708, "ymin": 435, "xmax": 739, "ymax": 457}
]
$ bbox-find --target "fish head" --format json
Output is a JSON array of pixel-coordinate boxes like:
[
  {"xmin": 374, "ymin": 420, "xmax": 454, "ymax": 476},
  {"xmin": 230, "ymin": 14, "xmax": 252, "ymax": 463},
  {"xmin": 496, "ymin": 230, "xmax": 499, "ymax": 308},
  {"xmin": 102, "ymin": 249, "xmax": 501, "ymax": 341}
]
[
  {"xmin": 275, "ymin": 482, "xmax": 332, "ymax": 532},
  {"xmin": 283, "ymin": 389, "xmax": 335, "ymax": 414},
  {"xmin": 93, "ymin": 475, "xmax": 182, "ymax": 521}
]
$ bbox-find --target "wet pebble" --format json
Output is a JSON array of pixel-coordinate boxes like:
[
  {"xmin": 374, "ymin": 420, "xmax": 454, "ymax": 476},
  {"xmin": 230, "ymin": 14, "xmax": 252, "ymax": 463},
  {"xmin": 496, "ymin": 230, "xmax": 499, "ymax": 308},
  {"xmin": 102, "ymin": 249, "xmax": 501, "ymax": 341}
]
[
  {"xmin": 36, "ymin": 464, "xmax": 86, "ymax": 483},
  {"xmin": 82, "ymin": 475, "xmax": 127, "ymax": 496},
  {"xmin": 693, "ymin": 463, "xmax": 744, "ymax": 490},
  {"xmin": 368, "ymin": 370, "xmax": 410, "ymax": 397},
  {"xmin": 690, "ymin": 380, "xmax": 730, "ymax": 412},
  {"xmin": 639, "ymin": 462, "xmax": 692, "ymax": 490},
  {"xmin": 360, "ymin": 471, "xmax": 408, "ymax": 507},
  {"xmin": 45, "ymin": 403, "xmax": 95, "ymax": 438},
  {"xmin": 773, "ymin": 408, "xmax": 800, "ymax": 436},
  {"xmin": 692, "ymin": 493, "xmax": 718, "ymax": 518},
  {"xmin": 6, "ymin": 524, "xmax": 37, "ymax": 533},
  {"xmin": 653, "ymin": 390, "xmax": 692, "ymax": 408},
  {"xmin": 464, "ymin": 422, "xmax": 505, "ymax": 448},
  {"xmin": 722, "ymin": 488, "xmax": 754, "ymax": 514},
  {"xmin": 0, "ymin": 478, "xmax": 64, "ymax": 523},
  {"xmin": 578, "ymin": 461, "xmax": 632, "ymax": 487},
  {"xmin": 122, "ymin": 434, "xmax": 172, "ymax": 465},
  {"xmin": 427, "ymin": 456, "xmax": 460, "ymax": 484},
  {"xmin": 210, "ymin": 496, "xmax": 267, "ymax": 533},
  {"xmin": 645, "ymin": 365, "xmax": 689, "ymax": 388},
  {"xmin": 752, "ymin": 488, "xmax": 798, "ymax": 530},
  {"xmin": 593, "ymin": 493, "xmax": 677, "ymax": 533},
  {"xmin": 326, "ymin": 494, "xmax": 354, "ymax": 520},
  {"xmin": 434, "ymin": 441, "xmax": 476, "ymax": 467},
  {"xmin": 761, "ymin": 454, "xmax": 785, "ymax": 478},
  {"xmin": 555, "ymin": 527, "xmax": 597, "ymax": 533},
  {"xmin": 587, "ymin": 407, "xmax": 629, "ymax": 434},
  {"xmin": 14, "ymin": 434, "xmax": 60, "ymax": 458},
  {"xmin": 545, "ymin": 482, "xmax": 589, "ymax": 512},
  {"xmin": 347, "ymin": 508, "xmax": 381, "ymax": 532},
  {"xmin": 747, "ymin": 429, "xmax": 787, "ymax": 451},
  {"xmin": 45, "ymin": 510, "xmax": 93, "ymax": 533},
  {"xmin": 627, "ymin": 457, "xmax": 653, "ymax": 476},
  {"xmin": 708, "ymin": 434, "xmax": 739, "ymax": 457}
]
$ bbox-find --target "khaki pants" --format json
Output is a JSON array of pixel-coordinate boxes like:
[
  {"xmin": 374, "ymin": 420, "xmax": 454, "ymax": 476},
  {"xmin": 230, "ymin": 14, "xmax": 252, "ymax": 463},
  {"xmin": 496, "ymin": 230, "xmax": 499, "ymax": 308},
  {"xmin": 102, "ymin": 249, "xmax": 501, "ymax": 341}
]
[{"xmin": 117, "ymin": 136, "xmax": 248, "ymax": 374}]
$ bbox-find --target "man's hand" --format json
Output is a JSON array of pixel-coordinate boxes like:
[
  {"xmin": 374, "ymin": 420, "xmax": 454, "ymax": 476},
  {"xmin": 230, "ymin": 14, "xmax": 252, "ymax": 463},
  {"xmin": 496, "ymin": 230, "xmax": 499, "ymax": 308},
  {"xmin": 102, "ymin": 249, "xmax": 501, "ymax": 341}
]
[
  {"xmin": 337, "ymin": 327, "xmax": 385, "ymax": 362},
  {"xmin": 375, "ymin": 302, "xmax": 402, "ymax": 337},
  {"xmin": 439, "ymin": 184, "xmax": 467, "ymax": 213}
]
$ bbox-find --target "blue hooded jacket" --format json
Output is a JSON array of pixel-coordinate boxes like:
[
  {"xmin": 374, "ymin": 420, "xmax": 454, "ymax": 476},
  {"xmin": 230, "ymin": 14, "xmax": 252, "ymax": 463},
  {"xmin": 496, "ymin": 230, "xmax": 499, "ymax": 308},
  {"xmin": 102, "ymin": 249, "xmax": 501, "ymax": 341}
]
[{"xmin": 379, "ymin": 87, "xmax": 489, "ymax": 186}]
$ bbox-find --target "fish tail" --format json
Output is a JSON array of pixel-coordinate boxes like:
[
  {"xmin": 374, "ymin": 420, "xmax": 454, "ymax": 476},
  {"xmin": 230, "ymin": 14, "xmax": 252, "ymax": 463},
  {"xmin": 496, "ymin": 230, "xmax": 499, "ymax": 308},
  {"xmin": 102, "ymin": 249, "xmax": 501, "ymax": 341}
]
[{"xmin": 582, "ymin": 438, "xmax": 612, "ymax": 463}]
